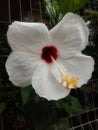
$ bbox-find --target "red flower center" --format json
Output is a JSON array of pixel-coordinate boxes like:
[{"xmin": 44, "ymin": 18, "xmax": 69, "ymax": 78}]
[{"xmin": 41, "ymin": 46, "xmax": 58, "ymax": 63}]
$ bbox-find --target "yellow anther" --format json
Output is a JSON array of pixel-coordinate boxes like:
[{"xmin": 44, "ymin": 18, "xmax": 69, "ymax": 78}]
[
  {"xmin": 61, "ymin": 72, "xmax": 78, "ymax": 90},
  {"xmin": 69, "ymin": 77, "xmax": 78, "ymax": 89}
]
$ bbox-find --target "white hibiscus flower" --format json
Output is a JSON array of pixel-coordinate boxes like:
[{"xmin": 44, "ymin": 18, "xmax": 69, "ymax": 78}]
[{"xmin": 5, "ymin": 13, "xmax": 94, "ymax": 100}]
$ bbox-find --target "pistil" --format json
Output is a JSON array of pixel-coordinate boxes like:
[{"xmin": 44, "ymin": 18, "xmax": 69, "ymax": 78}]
[{"xmin": 51, "ymin": 56, "xmax": 78, "ymax": 90}]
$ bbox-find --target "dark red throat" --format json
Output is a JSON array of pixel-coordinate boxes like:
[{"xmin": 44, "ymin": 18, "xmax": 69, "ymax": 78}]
[{"xmin": 41, "ymin": 45, "xmax": 58, "ymax": 63}]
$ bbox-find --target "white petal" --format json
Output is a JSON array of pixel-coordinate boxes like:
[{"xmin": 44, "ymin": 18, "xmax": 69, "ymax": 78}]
[
  {"xmin": 7, "ymin": 21, "xmax": 51, "ymax": 53},
  {"xmin": 6, "ymin": 52, "xmax": 40, "ymax": 87},
  {"xmin": 50, "ymin": 13, "xmax": 89, "ymax": 58},
  {"xmin": 60, "ymin": 53, "xmax": 94, "ymax": 87},
  {"xmin": 50, "ymin": 62, "xmax": 67, "ymax": 84},
  {"xmin": 32, "ymin": 62, "xmax": 70, "ymax": 100}
]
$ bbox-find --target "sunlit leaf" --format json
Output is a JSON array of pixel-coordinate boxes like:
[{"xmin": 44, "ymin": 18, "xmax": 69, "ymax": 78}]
[
  {"xmin": 58, "ymin": 0, "xmax": 88, "ymax": 14},
  {"xmin": 44, "ymin": 0, "xmax": 63, "ymax": 28},
  {"xmin": 44, "ymin": 0, "xmax": 88, "ymax": 28}
]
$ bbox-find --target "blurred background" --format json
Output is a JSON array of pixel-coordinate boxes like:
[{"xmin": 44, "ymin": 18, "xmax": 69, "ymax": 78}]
[{"xmin": 0, "ymin": 0, "xmax": 98, "ymax": 130}]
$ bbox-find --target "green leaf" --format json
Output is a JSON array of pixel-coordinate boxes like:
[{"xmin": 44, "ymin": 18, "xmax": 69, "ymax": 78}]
[
  {"xmin": 0, "ymin": 102, "xmax": 6, "ymax": 114},
  {"xmin": 56, "ymin": 95, "xmax": 83, "ymax": 115},
  {"xmin": 56, "ymin": 100, "xmax": 72, "ymax": 115},
  {"xmin": 16, "ymin": 109, "xmax": 26, "ymax": 122},
  {"xmin": 44, "ymin": 0, "xmax": 63, "ymax": 28},
  {"xmin": 51, "ymin": 0, "xmax": 58, "ymax": 11},
  {"xmin": 66, "ymin": 95, "xmax": 83, "ymax": 114},
  {"xmin": 52, "ymin": 118, "xmax": 70, "ymax": 130},
  {"xmin": 58, "ymin": 0, "xmax": 88, "ymax": 14},
  {"xmin": 44, "ymin": 0, "xmax": 88, "ymax": 28},
  {"xmin": 21, "ymin": 86, "xmax": 35, "ymax": 106}
]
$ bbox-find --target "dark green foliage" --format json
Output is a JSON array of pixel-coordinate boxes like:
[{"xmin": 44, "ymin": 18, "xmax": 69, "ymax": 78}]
[
  {"xmin": 56, "ymin": 95, "xmax": 83, "ymax": 115},
  {"xmin": 0, "ymin": 33, "xmax": 10, "ymax": 55},
  {"xmin": 21, "ymin": 86, "xmax": 36, "ymax": 106},
  {"xmin": 83, "ymin": 28, "xmax": 98, "ymax": 79},
  {"xmin": 0, "ymin": 102, "xmax": 6, "ymax": 114}
]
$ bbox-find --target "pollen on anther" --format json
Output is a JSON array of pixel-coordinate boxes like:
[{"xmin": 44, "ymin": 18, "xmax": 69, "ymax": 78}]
[
  {"xmin": 60, "ymin": 72, "xmax": 78, "ymax": 90},
  {"xmin": 69, "ymin": 77, "xmax": 78, "ymax": 89}
]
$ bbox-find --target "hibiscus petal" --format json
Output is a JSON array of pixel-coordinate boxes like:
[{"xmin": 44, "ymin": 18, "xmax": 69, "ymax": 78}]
[
  {"xmin": 50, "ymin": 13, "xmax": 89, "ymax": 58},
  {"xmin": 50, "ymin": 61, "xmax": 67, "ymax": 83},
  {"xmin": 6, "ymin": 52, "xmax": 40, "ymax": 87},
  {"xmin": 32, "ymin": 62, "xmax": 70, "ymax": 100},
  {"xmin": 7, "ymin": 21, "xmax": 50, "ymax": 53},
  {"xmin": 60, "ymin": 53, "xmax": 94, "ymax": 87}
]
